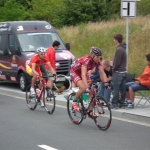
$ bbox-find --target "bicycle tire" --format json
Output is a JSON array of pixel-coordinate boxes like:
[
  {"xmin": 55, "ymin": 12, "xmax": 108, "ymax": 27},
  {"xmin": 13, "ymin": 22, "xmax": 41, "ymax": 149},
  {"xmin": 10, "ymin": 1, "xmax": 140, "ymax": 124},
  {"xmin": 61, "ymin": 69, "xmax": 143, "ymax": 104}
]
[
  {"xmin": 43, "ymin": 88, "xmax": 56, "ymax": 114},
  {"xmin": 67, "ymin": 92, "xmax": 84, "ymax": 125},
  {"xmin": 54, "ymin": 74, "xmax": 71, "ymax": 91},
  {"xmin": 26, "ymin": 84, "xmax": 38, "ymax": 110},
  {"xmin": 93, "ymin": 96, "xmax": 112, "ymax": 131}
]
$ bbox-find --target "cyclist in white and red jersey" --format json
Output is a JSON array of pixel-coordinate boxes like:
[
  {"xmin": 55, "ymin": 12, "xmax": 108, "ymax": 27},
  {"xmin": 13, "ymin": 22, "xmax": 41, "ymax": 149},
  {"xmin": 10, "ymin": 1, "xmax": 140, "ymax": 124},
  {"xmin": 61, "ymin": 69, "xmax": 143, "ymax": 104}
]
[{"xmin": 70, "ymin": 47, "xmax": 108, "ymax": 117}]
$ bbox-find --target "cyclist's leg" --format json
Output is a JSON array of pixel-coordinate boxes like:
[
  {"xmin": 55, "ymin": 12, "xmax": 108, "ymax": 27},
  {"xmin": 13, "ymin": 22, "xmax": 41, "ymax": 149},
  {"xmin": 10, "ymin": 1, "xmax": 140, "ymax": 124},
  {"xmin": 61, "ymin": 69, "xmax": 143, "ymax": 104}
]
[
  {"xmin": 46, "ymin": 69, "xmax": 54, "ymax": 89},
  {"xmin": 26, "ymin": 65, "xmax": 36, "ymax": 94},
  {"xmin": 45, "ymin": 69, "xmax": 55, "ymax": 98},
  {"xmin": 75, "ymin": 80, "xmax": 87, "ymax": 100},
  {"xmin": 73, "ymin": 73, "xmax": 91, "ymax": 100},
  {"xmin": 31, "ymin": 67, "xmax": 42, "ymax": 88},
  {"xmin": 71, "ymin": 71, "xmax": 87, "ymax": 111},
  {"xmin": 72, "ymin": 80, "xmax": 87, "ymax": 111}
]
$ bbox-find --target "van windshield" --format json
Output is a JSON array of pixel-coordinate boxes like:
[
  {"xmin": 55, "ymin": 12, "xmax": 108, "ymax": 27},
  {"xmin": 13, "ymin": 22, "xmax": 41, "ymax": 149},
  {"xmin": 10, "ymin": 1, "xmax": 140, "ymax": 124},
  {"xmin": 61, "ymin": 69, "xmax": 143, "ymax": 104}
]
[{"xmin": 17, "ymin": 32, "xmax": 66, "ymax": 52}]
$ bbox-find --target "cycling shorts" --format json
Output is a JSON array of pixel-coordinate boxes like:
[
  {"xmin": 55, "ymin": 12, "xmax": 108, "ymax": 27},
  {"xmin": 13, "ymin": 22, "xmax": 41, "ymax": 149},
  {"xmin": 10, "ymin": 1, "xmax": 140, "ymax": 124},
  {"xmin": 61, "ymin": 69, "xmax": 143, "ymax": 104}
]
[
  {"xmin": 46, "ymin": 70, "xmax": 55, "ymax": 80},
  {"xmin": 70, "ymin": 69, "xmax": 92, "ymax": 85}
]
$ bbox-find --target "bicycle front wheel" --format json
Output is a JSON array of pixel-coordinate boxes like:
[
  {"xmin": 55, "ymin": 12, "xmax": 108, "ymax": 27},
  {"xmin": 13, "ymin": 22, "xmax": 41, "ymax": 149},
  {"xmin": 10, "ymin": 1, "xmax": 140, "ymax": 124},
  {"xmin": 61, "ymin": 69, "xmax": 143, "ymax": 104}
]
[
  {"xmin": 43, "ymin": 88, "xmax": 56, "ymax": 114},
  {"xmin": 93, "ymin": 96, "xmax": 112, "ymax": 131},
  {"xmin": 67, "ymin": 92, "xmax": 84, "ymax": 125},
  {"xmin": 26, "ymin": 84, "xmax": 38, "ymax": 110}
]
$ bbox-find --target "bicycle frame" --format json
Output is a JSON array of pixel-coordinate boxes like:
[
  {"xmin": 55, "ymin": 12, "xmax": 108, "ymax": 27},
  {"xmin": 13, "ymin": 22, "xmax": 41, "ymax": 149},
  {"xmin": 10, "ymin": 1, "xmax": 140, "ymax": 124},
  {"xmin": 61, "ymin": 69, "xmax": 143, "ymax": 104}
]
[
  {"xmin": 79, "ymin": 82, "xmax": 104, "ymax": 116},
  {"xmin": 89, "ymin": 82, "xmax": 106, "ymax": 114},
  {"xmin": 36, "ymin": 78, "xmax": 47, "ymax": 106}
]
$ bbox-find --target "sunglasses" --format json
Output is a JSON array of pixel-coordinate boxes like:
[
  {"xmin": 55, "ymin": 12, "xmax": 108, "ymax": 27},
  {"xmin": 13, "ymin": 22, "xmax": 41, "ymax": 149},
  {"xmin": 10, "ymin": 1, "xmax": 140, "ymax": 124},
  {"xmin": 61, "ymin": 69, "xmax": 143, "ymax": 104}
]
[{"xmin": 40, "ymin": 53, "xmax": 45, "ymax": 55}]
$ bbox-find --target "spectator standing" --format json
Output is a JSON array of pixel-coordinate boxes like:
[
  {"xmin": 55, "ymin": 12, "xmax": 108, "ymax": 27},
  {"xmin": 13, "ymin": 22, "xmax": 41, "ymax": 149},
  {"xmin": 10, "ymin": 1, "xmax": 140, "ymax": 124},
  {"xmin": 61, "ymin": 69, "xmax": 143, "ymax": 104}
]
[
  {"xmin": 45, "ymin": 41, "xmax": 60, "ymax": 89},
  {"xmin": 111, "ymin": 34, "xmax": 127, "ymax": 109}
]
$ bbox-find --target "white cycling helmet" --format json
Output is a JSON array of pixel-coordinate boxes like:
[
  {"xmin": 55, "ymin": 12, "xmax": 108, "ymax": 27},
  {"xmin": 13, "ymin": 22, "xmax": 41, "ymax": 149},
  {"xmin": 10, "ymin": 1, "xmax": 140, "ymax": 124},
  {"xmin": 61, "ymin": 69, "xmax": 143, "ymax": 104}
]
[{"xmin": 37, "ymin": 47, "xmax": 45, "ymax": 53}]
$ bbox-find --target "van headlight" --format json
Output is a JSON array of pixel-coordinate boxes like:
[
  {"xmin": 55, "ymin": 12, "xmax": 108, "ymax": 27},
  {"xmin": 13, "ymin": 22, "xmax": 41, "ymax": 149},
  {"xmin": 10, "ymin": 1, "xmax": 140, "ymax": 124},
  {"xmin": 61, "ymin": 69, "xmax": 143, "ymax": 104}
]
[
  {"xmin": 56, "ymin": 62, "xmax": 60, "ymax": 68},
  {"xmin": 72, "ymin": 56, "xmax": 75, "ymax": 63}
]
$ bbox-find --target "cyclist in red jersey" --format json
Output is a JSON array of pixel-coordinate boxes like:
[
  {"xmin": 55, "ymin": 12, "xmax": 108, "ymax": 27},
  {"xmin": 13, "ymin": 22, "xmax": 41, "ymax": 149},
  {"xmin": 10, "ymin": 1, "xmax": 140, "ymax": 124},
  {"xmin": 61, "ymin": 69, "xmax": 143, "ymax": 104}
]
[
  {"xmin": 45, "ymin": 41, "xmax": 60, "ymax": 89},
  {"xmin": 26, "ymin": 47, "xmax": 55, "ymax": 97},
  {"xmin": 70, "ymin": 47, "xmax": 108, "ymax": 117}
]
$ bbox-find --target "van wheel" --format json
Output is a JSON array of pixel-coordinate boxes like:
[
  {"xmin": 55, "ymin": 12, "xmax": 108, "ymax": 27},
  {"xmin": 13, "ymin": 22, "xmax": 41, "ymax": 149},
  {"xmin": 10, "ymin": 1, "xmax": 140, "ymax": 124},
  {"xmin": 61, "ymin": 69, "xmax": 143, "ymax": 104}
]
[{"xmin": 19, "ymin": 73, "xmax": 28, "ymax": 91}]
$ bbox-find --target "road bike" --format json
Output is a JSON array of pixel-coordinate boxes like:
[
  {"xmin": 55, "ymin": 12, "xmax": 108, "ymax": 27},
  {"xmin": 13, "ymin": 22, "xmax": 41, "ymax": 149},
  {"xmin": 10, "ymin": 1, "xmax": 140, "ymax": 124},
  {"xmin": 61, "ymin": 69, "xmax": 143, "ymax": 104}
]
[
  {"xmin": 67, "ymin": 82, "xmax": 112, "ymax": 131},
  {"xmin": 53, "ymin": 74, "xmax": 71, "ymax": 91},
  {"xmin": 26, "ymin": 75, "xmax": 55, "ymax": 114}
]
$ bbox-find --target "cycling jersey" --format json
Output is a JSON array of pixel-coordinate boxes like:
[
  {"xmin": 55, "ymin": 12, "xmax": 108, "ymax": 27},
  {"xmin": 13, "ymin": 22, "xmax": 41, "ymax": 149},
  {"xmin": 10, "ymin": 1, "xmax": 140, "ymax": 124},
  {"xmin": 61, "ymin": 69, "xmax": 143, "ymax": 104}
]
[
  {"xmin": 70, "ymin": 55, "xmax": 102, "ymax": 84},
  {"xmin": 45, "ymin": 46, "xmax": 56, "ymax": 71},
  {"xmin": 26, "ymin": 54, "xmax": 50, "ymax": 76}
]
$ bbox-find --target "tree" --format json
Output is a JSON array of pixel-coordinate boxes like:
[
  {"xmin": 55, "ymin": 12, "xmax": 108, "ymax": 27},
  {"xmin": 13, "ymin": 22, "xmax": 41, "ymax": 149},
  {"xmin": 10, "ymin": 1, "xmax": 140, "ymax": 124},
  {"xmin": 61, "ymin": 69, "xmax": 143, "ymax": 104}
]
[
  {"xmin": 23, "ymin": 0, "xmax": 64, "ymax": 26},
  {"xmin": 61, "ymin": 0, "xmax": 112, "ymax": 26},
  {"xmin": 0, "ymin": 0, "xmax": 25, "ymax": 21},
  {"xmin": 137, "ymin": 0, "xmax": 150, "ymax": 16}
]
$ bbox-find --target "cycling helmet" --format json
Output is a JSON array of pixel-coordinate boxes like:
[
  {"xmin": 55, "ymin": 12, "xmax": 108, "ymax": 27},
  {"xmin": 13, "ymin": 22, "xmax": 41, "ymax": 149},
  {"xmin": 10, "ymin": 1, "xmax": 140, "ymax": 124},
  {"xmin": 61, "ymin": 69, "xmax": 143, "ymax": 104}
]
[
  {"xmin": 37, "ymin": 47, "xmax": 45, "ymax": 53},
  {"xmin": 90, "ymin": 47, "xmax": 102, "ymax": 56}
]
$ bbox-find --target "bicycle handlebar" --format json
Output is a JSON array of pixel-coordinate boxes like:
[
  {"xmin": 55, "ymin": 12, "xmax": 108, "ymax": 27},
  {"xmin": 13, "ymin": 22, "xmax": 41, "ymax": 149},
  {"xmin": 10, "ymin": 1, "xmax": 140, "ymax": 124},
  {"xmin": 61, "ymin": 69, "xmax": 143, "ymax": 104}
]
[{"xmin": 89, "ymin": 81, "xmax": 111, "ymax": 89}]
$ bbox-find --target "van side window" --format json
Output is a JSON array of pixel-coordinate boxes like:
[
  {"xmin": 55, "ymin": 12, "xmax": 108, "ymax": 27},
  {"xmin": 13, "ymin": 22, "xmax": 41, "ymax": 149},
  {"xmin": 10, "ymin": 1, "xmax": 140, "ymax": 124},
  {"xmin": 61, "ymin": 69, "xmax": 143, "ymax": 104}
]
[
  {"xmin": 8, "ymin": 34, "xmax": 18, "ymax": 53},
  {"xmin": 0, "ymin": 34, "xmax": 7, "ymax": 56}
]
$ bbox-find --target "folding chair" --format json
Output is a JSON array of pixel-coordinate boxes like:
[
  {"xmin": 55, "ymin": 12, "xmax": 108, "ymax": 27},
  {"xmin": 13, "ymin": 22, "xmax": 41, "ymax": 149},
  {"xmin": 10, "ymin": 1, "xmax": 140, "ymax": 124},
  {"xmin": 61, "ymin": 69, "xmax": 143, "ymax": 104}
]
[
  {"xmin": 125, "ymin": 73, "xmax": 150, "ymax": 107},
  {"xmin": 136, "ymin": 90, "xmax": 150, "ymax": 107}
]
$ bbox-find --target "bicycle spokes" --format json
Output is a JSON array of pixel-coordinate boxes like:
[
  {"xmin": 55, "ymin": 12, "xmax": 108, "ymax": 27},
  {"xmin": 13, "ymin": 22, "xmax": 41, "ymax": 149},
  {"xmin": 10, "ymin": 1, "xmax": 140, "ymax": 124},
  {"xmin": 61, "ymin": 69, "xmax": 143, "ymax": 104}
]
[
  {"xmin": 93, "ymin": 96, "xmax": 112, "ymax": 131},
  {"xmin": 26, "ymin": 85, "xmax": 38, "ymax": 110},
  {"xmin": 43, "ymin": 89, "xmax": 55, "ymax": 114},
  {"xmin": 67, "ymin": 93, "xmax": 84, "ymax": 125}
]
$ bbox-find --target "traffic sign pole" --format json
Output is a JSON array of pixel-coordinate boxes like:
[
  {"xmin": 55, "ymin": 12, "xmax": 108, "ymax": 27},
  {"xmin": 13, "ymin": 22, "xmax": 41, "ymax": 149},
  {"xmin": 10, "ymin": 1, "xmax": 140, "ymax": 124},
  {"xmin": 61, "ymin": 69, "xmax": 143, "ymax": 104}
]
[
  {"xmin": 126, "ymin": 17, "xmax": 129, "ymax": 71},
  {"xmin": 121, "ymin": 0, "xmax": 137, "ymax": 71}
]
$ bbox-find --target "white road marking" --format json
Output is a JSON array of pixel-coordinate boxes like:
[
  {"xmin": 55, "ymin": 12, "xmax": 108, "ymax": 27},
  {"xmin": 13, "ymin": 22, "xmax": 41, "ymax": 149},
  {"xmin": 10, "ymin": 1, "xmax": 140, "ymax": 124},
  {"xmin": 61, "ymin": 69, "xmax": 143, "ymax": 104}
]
[
  {"xmin": 38, "ymin": 145, "xmax": 58, "ymax": 150},
  {"xmin": 0, "ymin": 87, "xmax": 23, "ymax": 93},
  {"xmin": 0, "ymin": 92, "xmax": 150, "ymax": 127}
]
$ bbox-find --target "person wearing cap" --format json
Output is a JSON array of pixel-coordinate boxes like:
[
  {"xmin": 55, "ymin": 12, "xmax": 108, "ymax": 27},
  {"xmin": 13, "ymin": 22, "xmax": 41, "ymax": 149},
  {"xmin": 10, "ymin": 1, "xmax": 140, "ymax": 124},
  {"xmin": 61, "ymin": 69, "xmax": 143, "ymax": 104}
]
[
  {"xmin": 69, "ymin": 47, "xmax": 108, "ymax": 117},
  {"xmin": 125, "ymin": 54, "xmax": 150, "ymax": 109}
]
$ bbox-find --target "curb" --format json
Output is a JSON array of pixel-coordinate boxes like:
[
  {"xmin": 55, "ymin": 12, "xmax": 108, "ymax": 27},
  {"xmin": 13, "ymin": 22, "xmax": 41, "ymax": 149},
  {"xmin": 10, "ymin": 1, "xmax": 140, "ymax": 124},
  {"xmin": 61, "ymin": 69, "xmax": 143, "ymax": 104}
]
[{"xmin": 111, "ymin": 110, "xmax": 150, "ymax": 125}]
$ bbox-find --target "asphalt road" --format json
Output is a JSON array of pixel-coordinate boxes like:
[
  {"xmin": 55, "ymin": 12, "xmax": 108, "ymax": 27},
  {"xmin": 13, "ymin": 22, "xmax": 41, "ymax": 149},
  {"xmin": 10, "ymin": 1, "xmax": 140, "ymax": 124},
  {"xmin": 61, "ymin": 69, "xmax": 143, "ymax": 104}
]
[{"xmin": 0, "ymin": 83, "xmax": 150, "ymax": 150}]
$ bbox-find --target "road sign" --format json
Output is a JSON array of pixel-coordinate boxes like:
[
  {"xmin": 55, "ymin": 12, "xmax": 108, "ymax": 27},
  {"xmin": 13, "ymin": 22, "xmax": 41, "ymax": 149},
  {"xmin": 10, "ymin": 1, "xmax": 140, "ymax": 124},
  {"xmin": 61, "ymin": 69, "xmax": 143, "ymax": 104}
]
[{"xmin": 121, "ymin": 0, "xmax": 136, "ymax": 17}]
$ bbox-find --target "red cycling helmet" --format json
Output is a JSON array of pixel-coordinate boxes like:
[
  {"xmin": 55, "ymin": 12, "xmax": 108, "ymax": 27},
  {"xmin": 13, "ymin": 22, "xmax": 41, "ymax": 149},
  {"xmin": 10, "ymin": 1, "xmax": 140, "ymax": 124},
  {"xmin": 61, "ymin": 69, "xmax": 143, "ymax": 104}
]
[{"xmin": 90, "ymin": 47, "xmax": 102, "ymax": 56}]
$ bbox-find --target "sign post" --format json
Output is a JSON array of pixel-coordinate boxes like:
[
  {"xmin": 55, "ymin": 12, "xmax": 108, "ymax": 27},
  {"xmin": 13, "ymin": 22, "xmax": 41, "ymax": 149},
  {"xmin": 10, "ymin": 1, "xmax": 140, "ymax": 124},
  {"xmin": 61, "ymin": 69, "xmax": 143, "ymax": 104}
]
[{"xmin": 121, "ymin": 0, "xmax": 137, "ymax": 71}]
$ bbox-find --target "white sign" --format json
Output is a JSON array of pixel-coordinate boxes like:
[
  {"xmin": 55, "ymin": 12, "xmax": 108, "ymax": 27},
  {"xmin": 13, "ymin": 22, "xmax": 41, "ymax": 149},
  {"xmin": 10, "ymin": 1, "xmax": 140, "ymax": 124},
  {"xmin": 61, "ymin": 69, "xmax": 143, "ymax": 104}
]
[{"xmin": 121, "ymin": 0, "xmax": 136, "ymax": 17}]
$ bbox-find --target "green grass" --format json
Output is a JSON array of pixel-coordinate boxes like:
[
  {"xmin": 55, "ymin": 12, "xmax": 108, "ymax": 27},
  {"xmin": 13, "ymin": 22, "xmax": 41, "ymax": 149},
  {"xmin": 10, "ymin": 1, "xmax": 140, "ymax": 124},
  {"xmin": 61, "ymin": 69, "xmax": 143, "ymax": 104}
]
[{"xmin": 57, "ymin": 15, "xmax": 150, "ymax": 77}]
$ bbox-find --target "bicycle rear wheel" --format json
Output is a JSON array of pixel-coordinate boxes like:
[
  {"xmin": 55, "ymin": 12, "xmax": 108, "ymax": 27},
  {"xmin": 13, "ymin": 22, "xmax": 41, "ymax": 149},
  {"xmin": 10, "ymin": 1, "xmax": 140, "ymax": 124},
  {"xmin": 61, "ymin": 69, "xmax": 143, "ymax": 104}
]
[
  {"xmin": 67, "ymin": 92, "xmax": 84, "ymax": 125},
  {"xmin": 43, "ymin": 88, "xmax": 55, "ymax": 114},
  {"xmin": 93, "ymin": 96, "xmax": 112, "ymax": 131},
  {"xmin": 26, "ymin": 84, "xmax": 38, "ymax": 110},
  {"xmin": 54, "ymin": 74, "xmax": 71, "ymax": 91}
]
